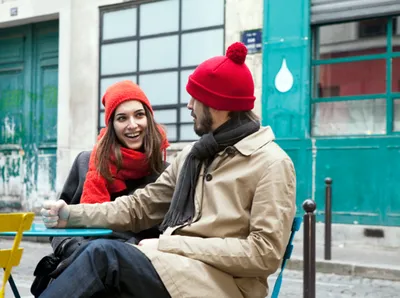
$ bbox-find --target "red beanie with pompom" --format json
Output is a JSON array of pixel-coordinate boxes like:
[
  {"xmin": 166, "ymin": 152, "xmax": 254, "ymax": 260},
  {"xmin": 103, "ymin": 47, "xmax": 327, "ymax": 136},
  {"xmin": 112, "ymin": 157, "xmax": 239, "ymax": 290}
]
[{"xmin": 185, "ymin": 42, "xmax": 255, "ymax": 111}]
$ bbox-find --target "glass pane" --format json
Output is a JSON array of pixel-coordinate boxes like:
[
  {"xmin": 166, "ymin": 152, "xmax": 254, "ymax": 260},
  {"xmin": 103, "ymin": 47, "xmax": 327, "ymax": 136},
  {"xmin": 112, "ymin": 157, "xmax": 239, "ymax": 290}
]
[
  {"xmin": 393, "ymin": 57, "xmax": 400, "ymax": 92},
  {"xmin": 394, "ymin": 99, "xmax": 400, "ymax": 131},
  {"xmin": 180, "ymin": 69, "xmax": 195, "ymax": 103},
  {"xmin": 101, "ymin": 41, "xmax": 137, "ymax": 75},
  {"xmin": 182, "ymin": 0, "xmax": 224, "ymax": 30},
  {"xmin": 100, "ymin": 76, "xmax": 137, "ymax": 106},
  {"xmin": 312, "ymin": 99, "xmax": 386, "ymax": 136},
  {"xmin": 180, "ymin": 107, "xmax": 192, "ymax": 122},
  {"xmin": 313, "ymin": 59, "xmax": 386, "ymax": 98},
  {"xmin": 316, "ymin": 20, "xmax": 387, "ymax": 60},
  {"xmin": 99, "ymin": 111, "xmax": 105, "ymax": 128},
  {"xmin": 393, "ymin": 16, "xmax": 400, "ymax": 52},
  {"xmin": 180, "ymin": 124, "xmax": 199, "ymax": 141},
  {"xmin": 312, "ymin": 28, "xmax": 319, "ymax": 60},
  {"xmin": 139, "ymin": 72, "xmax": 178, "ymax": 105},
  {"xmin": 139, "ymin": 36, "xmax": 178, "ymax": 71},
  {"xmin": 164, "ymin": 124, "xmax": 177, "ymax": 141},
  {"xmin": 154, "ymin": 109, "xmax": 177, "ymax": 124},
  {"xmin": 181, "ymin": 29, "xmax": 224, "ymax": 67},
  {"xmin": 140, "ymin": 0, "xmax": 179, "ymax": 36},
  {"xmin": 103, "ymin": 8, "xmax": 137, "ymax": 40}
]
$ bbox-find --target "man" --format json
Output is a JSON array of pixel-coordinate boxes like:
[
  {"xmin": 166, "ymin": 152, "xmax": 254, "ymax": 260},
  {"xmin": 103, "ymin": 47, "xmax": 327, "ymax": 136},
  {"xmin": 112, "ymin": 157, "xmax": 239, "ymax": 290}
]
[{"xmin": 40, "ymin": 42, "xmax": 296, "ymax": 298}]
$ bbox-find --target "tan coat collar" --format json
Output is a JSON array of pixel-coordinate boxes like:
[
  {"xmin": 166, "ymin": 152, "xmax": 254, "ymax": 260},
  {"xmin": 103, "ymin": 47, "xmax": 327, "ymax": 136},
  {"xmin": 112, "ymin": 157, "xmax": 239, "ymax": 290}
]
[{"xmin": 232, "ymin": 126, "xmax": 275, "ymax": 156}]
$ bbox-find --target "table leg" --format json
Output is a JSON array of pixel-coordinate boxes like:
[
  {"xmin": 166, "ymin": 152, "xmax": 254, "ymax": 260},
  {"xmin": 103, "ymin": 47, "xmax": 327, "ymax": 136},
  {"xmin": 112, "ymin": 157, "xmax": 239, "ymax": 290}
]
[{"xmin": 8, "ymin": 274, "xmax": 21, "ymax": 298}]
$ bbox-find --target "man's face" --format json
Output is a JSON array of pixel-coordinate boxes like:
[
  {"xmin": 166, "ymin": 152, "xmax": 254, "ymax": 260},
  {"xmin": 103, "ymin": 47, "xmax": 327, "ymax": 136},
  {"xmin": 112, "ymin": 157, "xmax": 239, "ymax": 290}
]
[{"xmin": 187, "ymin": 97, "xmax": 213, "ymax": 136}]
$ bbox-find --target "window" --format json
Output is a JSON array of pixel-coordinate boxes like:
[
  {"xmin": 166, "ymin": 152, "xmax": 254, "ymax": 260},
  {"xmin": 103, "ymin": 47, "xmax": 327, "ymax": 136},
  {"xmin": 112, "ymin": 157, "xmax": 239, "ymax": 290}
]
[
  {"xmin": 318, "ymin": 84, "xmax": 340, "ymax": 98},
  {"xmin": 312, "ymin": 16, "xmax": 400, "ymax": 136},
  {"xmin": 394, "ymin": 99, "xmax": 400, "ymax": 131},
  {"xmin": 99, "ymin": 0, "xmax": 225, "ymax": 142},
  {"xmin": 358, "ymin": 18, "xmax": 397, "ymax": 38}
]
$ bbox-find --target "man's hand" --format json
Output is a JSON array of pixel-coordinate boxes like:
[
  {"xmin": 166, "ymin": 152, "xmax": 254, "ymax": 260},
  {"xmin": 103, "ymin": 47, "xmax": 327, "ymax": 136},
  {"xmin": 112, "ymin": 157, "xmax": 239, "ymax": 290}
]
[
  {"xmin": 40, "ymin": 200, "xmax": 70, "ymax": 228},
  {"xmin": 138, "ymin": 238, "xmax": 159, "ymax": 250}
]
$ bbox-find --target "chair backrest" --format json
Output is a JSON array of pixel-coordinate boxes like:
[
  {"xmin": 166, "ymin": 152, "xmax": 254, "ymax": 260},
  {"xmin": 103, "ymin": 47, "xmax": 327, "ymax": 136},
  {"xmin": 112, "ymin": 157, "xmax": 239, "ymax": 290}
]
[
  {"xmin": 271, "ymin": 216, "xmax": 302, "ymax": 298},
  {"xmin": 0, "ymin": 212, "xmax": 34, "ymax": 298}
]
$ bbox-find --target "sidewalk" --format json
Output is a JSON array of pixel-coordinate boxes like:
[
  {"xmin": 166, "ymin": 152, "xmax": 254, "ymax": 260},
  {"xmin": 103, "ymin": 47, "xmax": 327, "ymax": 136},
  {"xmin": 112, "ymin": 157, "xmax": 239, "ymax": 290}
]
[{"xmin": 288, "ymin": 241, "xmax": 400, "ymax": 281}]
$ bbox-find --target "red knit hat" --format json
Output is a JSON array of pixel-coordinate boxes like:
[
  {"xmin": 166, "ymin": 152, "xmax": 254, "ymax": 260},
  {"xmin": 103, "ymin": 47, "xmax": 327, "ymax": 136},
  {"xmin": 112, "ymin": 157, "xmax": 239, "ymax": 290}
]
[
  {"xmin": 102, "ymin": 80, "xmax": 153, "ymax": 125},
  {"xmin": 186, "ymin": 42, "xmax": 255, "ymax": 111}
]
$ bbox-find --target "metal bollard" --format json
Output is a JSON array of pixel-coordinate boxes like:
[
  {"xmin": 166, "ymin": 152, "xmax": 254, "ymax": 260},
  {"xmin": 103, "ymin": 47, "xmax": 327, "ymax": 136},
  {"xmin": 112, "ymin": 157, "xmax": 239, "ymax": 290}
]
[
  {"xmin": 303, "ymin": 199, "xmax": 317, "ymax": 298},
  {"xmin": 324, "ymin": 177, "xmax": 332, "ymax": 260}
]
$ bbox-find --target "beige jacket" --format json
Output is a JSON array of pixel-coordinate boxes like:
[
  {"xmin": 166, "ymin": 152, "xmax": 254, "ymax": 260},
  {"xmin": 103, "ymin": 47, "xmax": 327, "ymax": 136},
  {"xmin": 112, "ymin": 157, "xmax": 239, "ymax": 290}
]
[{"xmin": 68, "ymin": 126, "xmax": 296, "ymax": 298}]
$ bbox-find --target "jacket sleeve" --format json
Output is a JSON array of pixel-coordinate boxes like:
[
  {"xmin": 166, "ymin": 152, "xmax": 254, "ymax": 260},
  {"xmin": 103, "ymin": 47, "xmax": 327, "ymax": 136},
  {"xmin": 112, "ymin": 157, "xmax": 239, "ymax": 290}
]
[
  {"xmin": 58, "ymin": 151, "xmax": 90, "ymax": 205},
  {"xmin": 67, "ymin": 149, "xmax": 182, "ymax": 233},
  {"xmin": 157, "ymin": 158, "xmax": 296, "ymax": 278}
]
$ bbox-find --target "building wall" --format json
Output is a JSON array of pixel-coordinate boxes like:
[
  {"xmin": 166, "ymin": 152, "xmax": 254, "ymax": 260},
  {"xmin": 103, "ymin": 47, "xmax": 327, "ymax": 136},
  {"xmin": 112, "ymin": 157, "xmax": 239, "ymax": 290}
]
[
  {"xmin": 0, "ymin": 0, "xmax": 123, "ymax": 200},
  {"xmin": 226, "ymin": 0, "xmax": 263, "ymax": 118},
  {"xmin": 0, "ymin": 0, "xmax": 265, "ymax": 202},
  {"xmin": 2, "ymin": 1, "xmax": 398, "ymax": 226},
  {"xmin": 65, "ymin": 0, "xmax": 124, "ymax": 185}
]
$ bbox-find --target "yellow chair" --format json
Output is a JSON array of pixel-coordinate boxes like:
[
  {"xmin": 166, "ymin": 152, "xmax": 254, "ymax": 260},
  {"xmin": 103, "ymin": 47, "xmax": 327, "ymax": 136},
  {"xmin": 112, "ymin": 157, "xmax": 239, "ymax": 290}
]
[{"xmin": 0, "ymin": 212, "xmax": 34, "ymax": 298}]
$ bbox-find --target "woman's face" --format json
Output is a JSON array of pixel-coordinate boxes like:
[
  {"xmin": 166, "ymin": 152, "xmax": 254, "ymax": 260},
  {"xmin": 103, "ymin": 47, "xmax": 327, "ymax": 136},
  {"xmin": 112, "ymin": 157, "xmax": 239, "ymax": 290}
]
[{"xmin": 113, "ymin": 100, "xmax": 148, "ymax": 150}]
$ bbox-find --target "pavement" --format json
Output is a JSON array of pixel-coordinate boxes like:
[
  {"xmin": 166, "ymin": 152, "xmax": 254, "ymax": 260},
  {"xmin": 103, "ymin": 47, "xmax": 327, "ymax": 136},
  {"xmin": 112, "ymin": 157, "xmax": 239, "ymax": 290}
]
[
  {"xmin": 0, "ymin": 237, "xmax": 399, "ymax": 298},
  {"xmin": 288, "ymin": 241, "xmax": 400, "ymax": 281},
  {"xmin": 270, "ymin": 270, "xmax": 400, "ymax": 297},
  {"xmin": 0, "ymin": 240, "xmax": 52, "ymax": 298}
]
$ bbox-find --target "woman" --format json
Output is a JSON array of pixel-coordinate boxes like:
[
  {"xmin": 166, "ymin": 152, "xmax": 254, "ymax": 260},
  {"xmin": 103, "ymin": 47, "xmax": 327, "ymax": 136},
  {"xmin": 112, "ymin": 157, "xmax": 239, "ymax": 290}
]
[
  {"xmin": 80, "ymin": 79, "xmax": 169, "ymax": 205},
  {"xmin": 31, "ymin": 80, "xmax": 169, "ymax": 297}
]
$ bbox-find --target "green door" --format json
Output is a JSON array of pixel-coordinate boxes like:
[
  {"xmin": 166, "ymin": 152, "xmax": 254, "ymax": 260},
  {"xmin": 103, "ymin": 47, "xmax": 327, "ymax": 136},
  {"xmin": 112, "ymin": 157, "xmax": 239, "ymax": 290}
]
[{"xmin": 0, "ymin": 20, "xmax": 59, "ymax": 211}]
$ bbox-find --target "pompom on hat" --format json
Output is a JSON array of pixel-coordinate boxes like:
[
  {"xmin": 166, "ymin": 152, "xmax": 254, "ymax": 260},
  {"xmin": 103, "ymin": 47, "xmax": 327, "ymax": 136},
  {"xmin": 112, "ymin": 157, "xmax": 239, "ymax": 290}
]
[
  {"xmin": 102, "ymin": 80, "xmax": 153, "ymax": 126},
  {"xmin": 186, "ymin": 42, "xmax": 255, "ymax": 111}
]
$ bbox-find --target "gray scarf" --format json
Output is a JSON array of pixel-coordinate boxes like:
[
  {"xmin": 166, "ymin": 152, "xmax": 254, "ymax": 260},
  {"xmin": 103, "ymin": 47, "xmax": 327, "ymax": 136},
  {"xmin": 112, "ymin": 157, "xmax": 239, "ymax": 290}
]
[{"xmin": 160, "ymin": 116, "xmax": 260, "ymax": 231}]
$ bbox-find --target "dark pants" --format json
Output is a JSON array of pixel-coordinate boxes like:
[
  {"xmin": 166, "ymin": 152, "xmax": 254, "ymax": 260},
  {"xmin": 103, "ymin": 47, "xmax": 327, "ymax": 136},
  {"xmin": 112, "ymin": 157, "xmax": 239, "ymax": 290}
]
[{"xmin": 39, "ymin": 239, "xmax": 171, "ymax": 298}]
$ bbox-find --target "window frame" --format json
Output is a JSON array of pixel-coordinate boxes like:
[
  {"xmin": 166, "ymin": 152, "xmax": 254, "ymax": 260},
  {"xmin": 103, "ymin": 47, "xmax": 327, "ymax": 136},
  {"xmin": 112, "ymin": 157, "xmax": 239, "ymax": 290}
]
[
  {"xmin": 98, "ymin": 0, "xmax": 226, "ymax": 142},
  {"xmin": 311, "ymin": 16, "xmax": 400, "ymax": 137}
]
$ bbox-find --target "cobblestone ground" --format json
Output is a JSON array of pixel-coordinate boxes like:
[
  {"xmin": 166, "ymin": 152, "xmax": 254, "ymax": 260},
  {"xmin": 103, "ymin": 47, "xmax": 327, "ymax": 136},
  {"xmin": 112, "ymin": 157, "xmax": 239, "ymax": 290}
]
[
  {"xmin": 1, "ymin": 239, "xmax": 400, "ymax": 298},
  {"xmin": 269, "ymin": 270, "xmax": 400, "ymax": 298}
]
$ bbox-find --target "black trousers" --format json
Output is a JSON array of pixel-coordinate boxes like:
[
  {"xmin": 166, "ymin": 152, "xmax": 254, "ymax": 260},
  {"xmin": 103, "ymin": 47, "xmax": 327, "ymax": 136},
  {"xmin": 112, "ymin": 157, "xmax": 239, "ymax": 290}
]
[{"xmin": 39, "ymin": 239, "xmax": 171, "ymax": 298}]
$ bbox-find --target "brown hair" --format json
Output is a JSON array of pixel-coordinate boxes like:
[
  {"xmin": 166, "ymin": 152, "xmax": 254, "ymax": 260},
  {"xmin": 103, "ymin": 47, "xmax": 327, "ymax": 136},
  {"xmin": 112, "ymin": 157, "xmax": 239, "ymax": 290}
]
[
  {"xmin": 228, "ymin": 110, "xmax": 260, "ymax": 122},
  {"xmin": 95, "ymin": 104, "xmax": 164, "ymax": 182}
]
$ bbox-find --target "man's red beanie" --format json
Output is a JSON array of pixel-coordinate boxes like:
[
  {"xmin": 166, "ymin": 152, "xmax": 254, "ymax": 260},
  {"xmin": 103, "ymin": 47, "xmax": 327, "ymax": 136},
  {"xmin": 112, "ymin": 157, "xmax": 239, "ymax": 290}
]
[
  {"xmin": 186, "ymin": 42, "xmax": 255, "ymax": 111},
  {"xmin": 102, "ymin": 80, "xmax": 153, "ymax": 125}
]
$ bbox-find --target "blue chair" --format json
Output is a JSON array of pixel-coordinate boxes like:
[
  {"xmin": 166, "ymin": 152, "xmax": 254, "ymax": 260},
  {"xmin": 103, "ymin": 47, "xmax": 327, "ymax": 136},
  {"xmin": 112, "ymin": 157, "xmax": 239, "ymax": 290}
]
[{"xmin": 271, "ymin": 216, "xmax": 302, "ymax": 298}]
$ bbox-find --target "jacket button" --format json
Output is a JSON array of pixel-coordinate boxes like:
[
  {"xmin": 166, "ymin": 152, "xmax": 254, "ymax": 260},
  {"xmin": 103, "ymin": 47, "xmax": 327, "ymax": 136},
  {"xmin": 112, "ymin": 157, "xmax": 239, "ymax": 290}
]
[
  {"xmin": 226, "ymin": 147, "xmax": 236, "ymax": 155},
  {"xmin": 205, "ymin": 174, "xmax": 213, "ymax": 181}
]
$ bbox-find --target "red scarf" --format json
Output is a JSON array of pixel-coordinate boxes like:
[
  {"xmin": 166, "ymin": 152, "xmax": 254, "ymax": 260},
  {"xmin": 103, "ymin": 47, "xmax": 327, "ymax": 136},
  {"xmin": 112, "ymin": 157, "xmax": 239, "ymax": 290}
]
[{"xmin": 81, "ymin": 127, "xmax": 169, "ymax": 204}]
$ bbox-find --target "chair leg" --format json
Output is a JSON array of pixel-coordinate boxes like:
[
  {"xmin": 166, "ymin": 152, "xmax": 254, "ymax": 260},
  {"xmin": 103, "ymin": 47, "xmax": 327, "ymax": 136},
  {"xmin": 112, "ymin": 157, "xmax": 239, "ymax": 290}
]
[{"xmin": 8, "ymin": 274, "xmax": 21, "ymax": 298}]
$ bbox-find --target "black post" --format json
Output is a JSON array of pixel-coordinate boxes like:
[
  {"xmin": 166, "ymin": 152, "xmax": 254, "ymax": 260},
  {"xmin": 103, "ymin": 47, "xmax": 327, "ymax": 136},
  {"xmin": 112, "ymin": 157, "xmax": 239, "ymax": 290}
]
[
  {"xmin": 303, "ymin": 199, "xmax": 316, "ymax": 298},
  {"xmin": 325, "ymin": 177, "xmax": 332, "ymax": 260}
]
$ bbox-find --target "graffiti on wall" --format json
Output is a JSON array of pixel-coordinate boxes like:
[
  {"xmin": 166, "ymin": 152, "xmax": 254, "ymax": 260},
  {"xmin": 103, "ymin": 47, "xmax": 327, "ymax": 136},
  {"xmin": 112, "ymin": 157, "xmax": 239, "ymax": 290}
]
[{"xmin": 0, "ymin": 87, "xmax": 58, "ymax": 211}]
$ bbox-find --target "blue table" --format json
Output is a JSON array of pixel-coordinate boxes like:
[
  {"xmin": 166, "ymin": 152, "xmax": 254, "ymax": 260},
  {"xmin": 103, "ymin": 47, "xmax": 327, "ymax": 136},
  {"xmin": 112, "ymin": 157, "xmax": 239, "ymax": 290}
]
[
  {"xmin": 1, "ymin": 222, "xmax": 113, "ymax": 237},
  {"xmin": 1, "ymin": 222, "xmax": 113, "ymax": 298}
]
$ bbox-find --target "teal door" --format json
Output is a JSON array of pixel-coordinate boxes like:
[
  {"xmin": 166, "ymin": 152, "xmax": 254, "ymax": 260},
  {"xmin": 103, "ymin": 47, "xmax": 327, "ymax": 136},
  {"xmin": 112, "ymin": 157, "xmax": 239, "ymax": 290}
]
[{"xmin": 0, "ymin": 20, "xmax": 59, "ymax": 211}]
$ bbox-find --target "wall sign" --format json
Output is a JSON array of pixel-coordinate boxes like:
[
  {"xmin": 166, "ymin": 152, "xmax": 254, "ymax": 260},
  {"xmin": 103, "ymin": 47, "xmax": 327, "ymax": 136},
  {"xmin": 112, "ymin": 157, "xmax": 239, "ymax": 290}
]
[
  {"xmin": 241, "ymin": 29, "xmax": 262, "ymax": 54},
  {"xmin": 274, "ymin": 58, "xmax": 294, "ymax": 93},
  {"xmin": 10, "ymin": 7, "xmax": 18, "ymax": 17}
]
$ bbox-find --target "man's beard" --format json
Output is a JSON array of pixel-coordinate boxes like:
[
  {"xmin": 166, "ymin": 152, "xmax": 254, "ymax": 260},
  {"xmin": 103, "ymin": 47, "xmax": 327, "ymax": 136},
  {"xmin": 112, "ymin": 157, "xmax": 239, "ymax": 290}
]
[{"xmin": 194, "ymin": 107, "xmax": 213, "ymax": 136}]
